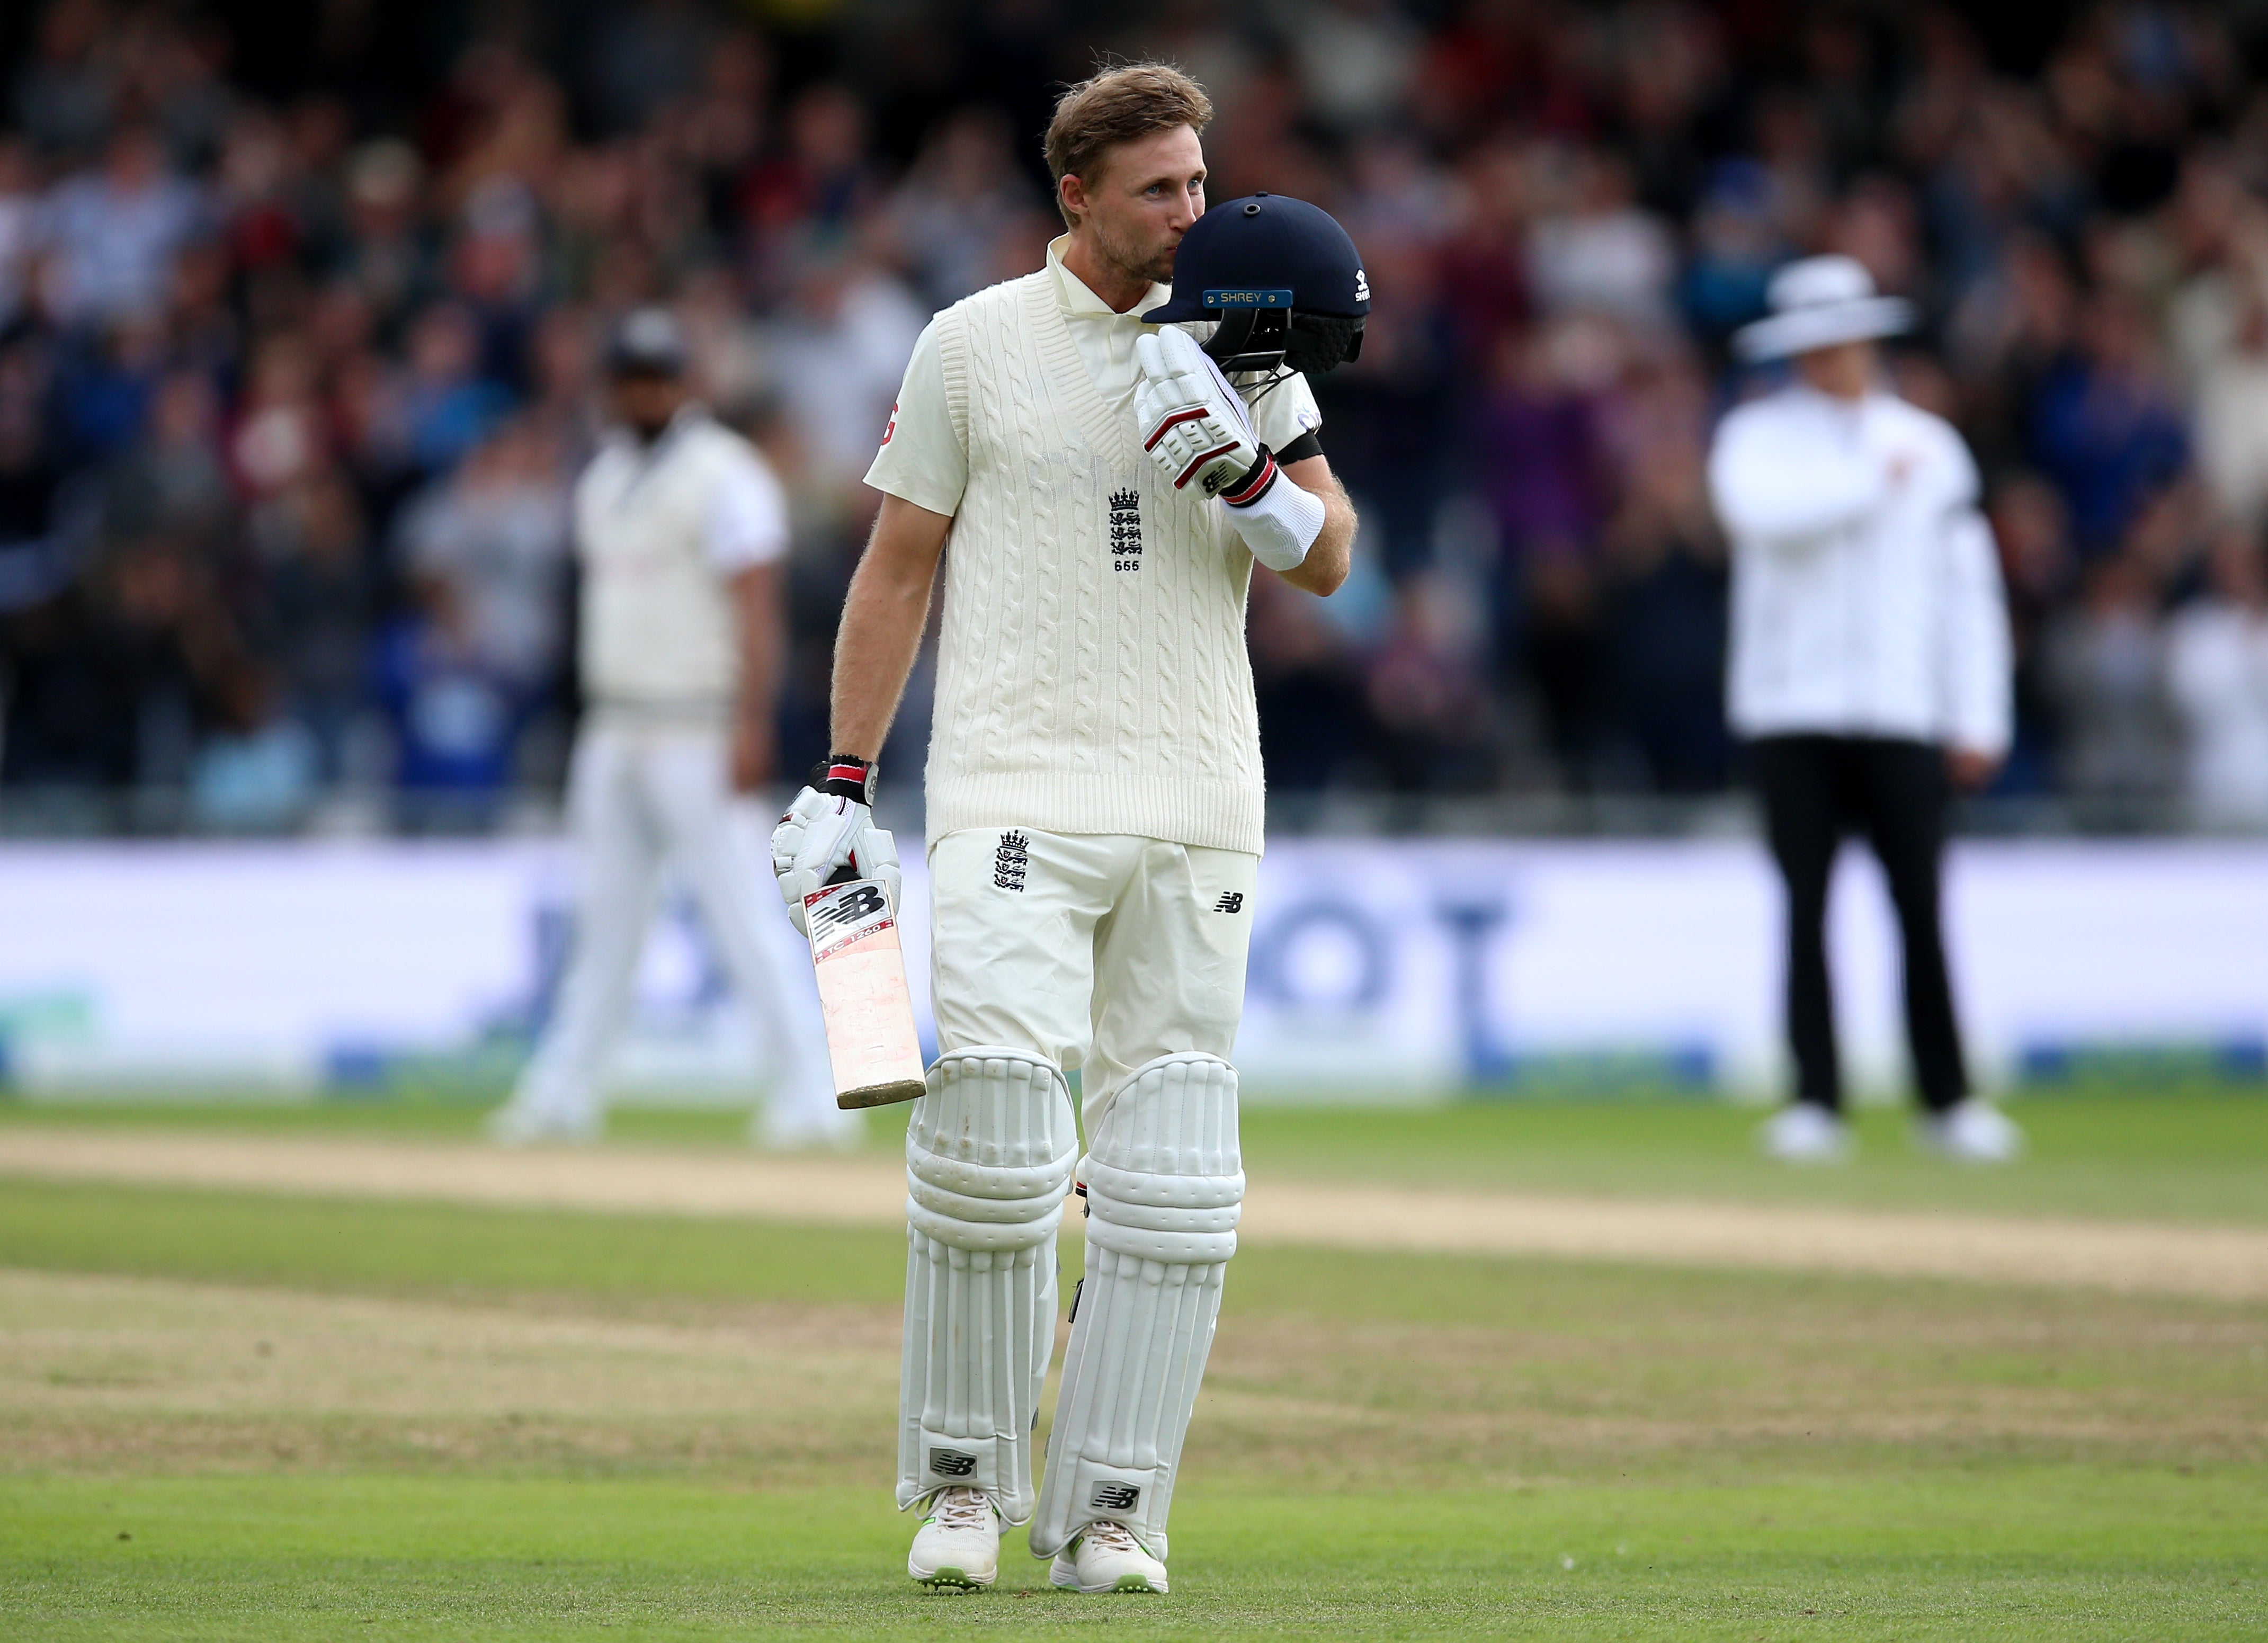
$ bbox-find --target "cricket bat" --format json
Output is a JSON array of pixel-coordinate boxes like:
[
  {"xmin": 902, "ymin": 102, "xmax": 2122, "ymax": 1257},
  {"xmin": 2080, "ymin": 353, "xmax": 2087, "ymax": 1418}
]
[{"xmin": 804, "ymin": 868, "xmax": 927, "ymax": 1109}]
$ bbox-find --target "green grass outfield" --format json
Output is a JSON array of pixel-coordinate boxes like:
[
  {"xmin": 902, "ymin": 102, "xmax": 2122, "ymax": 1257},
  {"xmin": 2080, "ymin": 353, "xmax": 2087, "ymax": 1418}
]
[
  {"xmin": 3, "ymin": 1091, "xmax": 2265, "ymax": 1638},
  {"xmin": 8, "ymin": 1472, "xmax": 2262, "ymax": 1640}
]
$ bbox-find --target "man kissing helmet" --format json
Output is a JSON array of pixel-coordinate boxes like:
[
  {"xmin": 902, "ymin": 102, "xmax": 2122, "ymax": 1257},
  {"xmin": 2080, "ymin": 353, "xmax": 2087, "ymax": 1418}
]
[{"xmin": 1143, "ymin": 192, "xmax": 1369, "ymax": 378}]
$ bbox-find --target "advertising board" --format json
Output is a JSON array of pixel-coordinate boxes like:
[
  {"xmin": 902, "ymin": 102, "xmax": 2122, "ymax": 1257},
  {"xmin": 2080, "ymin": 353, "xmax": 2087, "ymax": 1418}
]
[{"xmin": 1, "ymin": 837, "xmax": 2260, "ymax": 1101}]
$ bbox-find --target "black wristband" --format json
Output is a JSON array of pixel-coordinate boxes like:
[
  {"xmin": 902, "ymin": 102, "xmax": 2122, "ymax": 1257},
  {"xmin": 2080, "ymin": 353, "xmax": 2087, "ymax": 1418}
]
[
  {"xmin": 812, "ymin": 754, "xmax": 875, "ymax": 805},
  {"xmin": 1220, "ymin": 445, "xmax": 1279, "ymax": 508}
]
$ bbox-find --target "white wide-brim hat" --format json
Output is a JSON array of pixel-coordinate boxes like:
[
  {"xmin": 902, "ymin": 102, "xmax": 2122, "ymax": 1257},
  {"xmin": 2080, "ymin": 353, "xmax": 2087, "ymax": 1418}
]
[{"xmin": 1733, "ymin": 254, "xmax": 1913, "ymax": 363}]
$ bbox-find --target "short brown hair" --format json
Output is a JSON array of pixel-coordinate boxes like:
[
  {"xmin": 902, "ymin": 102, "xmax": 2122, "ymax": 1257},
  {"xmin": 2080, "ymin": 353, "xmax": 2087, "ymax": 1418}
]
[{"xmin": 1043, "ymin": 63, "xmax": 1213, "ymax": 228}]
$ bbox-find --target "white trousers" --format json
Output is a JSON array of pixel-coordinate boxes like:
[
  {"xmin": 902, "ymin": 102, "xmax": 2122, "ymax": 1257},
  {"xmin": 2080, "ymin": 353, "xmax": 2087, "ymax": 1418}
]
[
  {"xmin": 927, "ymin": 828, "xmax": 1258, "ymax": 1135},
  {"xmin": 513, "ymin": 711, "xmax": 835, "ymax": 1125}
]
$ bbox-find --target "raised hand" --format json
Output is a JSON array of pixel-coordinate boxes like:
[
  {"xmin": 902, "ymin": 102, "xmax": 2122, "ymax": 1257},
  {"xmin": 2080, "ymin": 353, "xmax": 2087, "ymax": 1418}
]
[{"xmin": 1135, "ymin": 328, "xmax": 1264, "ymax": 498}]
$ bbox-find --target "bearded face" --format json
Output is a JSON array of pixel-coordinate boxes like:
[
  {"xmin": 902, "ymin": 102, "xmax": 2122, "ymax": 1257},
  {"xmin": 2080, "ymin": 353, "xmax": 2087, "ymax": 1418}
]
[{"xmin": 1062, "ymin": 124, "xmax": 1206, "ymax": 300}]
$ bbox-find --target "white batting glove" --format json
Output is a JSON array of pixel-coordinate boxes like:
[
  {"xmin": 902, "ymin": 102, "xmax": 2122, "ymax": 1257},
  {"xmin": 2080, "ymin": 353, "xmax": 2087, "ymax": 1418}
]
[
  {"xmin": 771, "ymin": 760, "xmax": 902, "ymax": 935},
  {"xmin": 1136, "ymin": 327, "xmax": 1262, "ymax": 498},
  {"xmin": 1135, "ymin": 327, "xmax": 1325, "ymax": 573}
]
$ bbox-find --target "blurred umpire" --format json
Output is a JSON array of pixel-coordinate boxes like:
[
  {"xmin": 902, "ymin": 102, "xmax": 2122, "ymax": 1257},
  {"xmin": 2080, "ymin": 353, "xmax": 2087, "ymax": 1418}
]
[
  {"xmin": 1709, "ymin": 257, "xmax": 2021, "ymax": 1165},
  {"xmin": 489, "ymin": 309, "xmax": 854, "ymax": 1149}
]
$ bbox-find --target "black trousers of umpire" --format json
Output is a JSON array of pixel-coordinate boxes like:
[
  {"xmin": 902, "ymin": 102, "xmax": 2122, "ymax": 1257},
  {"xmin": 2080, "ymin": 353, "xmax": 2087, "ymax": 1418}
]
[{"xmin": 1749, "ymin": 735, "xmax": 1969, "ymax": 1115}]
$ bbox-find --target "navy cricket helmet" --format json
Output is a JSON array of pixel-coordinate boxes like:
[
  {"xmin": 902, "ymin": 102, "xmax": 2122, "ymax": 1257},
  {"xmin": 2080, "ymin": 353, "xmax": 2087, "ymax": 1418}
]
[{"xmin": 1144, "ymin": 193, "xmax": 1369, "ymax": 375}]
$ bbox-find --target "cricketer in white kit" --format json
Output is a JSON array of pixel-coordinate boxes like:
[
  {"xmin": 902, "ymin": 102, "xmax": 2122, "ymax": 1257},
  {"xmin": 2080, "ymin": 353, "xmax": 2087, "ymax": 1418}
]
[
  {"xmin": 492, "ymin": 308, "xmax": 853, "ymax": 1150},
  {"xmin": 769, "ymin": 65, "xmax": 1362, "ymax": 1594}
]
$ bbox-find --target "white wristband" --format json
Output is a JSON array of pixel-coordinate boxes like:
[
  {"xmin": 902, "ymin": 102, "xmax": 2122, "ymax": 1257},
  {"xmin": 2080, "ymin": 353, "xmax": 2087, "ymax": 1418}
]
[{"xmin": 1226, "ymin": 470, "xmax": 1326, "ymax": 572}]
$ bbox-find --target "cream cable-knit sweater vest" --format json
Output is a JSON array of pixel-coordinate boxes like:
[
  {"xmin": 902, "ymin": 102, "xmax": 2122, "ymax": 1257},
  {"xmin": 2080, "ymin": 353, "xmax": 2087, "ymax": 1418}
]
[{"xmin": 924, "ymin": 272, "xmax": 1264, "ymax": 854}]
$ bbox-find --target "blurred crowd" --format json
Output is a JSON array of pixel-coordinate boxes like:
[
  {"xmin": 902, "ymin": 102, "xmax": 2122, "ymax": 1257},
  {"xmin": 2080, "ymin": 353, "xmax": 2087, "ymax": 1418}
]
[{"xmin": 2, "ymin": 0, "xmax": 2267, "ymax": 832}]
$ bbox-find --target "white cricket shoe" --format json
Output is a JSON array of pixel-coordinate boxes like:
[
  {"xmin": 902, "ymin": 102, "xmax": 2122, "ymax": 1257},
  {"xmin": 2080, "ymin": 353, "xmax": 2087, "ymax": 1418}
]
[
  {"xmin": 1049, "ymin": 1520, "xmax": 1169, "ymax": 1594},
  {"xmin": 907, "ymin": 1486, "xmax": 999, "ymax": 1591},
  {"xmin": 1760, "ymin": 1102, "xmax": 1853, "ymax": 1164},
  {"xmin": 485, "ymin": 1099, "xmax": 600, "ymax": 1146},
  {"xmin": 1919, "ymin": 1098, "xmax": 2025, "ymax": 1164},
  {"xmin": 748, "ymin": 1102, "xmax": 864, "ymax": 1153}
]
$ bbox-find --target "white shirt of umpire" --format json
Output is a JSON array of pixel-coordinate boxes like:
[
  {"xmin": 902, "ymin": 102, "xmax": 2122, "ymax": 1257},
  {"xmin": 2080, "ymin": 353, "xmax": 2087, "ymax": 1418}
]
[
  {"xmin": 514, "ymin": 414, "xmax": 835, "ymax": 1132},
  {"xmin": 1709, "ymin": 383, "xmax": 2013, "ymax": 756},
  {"xmin": 865, "ymin": 233, "xmax": 1323, "ymax": 520}
]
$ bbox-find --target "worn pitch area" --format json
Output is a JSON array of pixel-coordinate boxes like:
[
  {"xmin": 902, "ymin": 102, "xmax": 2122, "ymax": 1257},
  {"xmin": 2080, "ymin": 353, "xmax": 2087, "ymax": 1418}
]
[
  {"xmin": 4, "ymin": 1094, "xmax": 2264, "ymax": 1638},
  {"xmin": 5, "ymin": 1097, "xmax": 2267, "ymax": 1299}
]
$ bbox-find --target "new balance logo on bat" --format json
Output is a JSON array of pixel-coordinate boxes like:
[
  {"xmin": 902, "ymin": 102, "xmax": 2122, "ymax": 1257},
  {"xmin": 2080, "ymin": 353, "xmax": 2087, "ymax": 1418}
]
[
  {"xmin": 1090, "ymin": 1481, "xmax": 1141, "ymax": 1512},
  {"xmin": 808, "ymin": 882, "xmax": 887, "ymax": 936},
  {"xmin": 928, "ymin": 1448, "xmax": 977, "ymax": 1477},
  {"xmin": 994, "ymin": 830, "xmax": 1029, "ymax": 892},
  {"xmin": 1213, "ymin": 892, "xmax": 1244, "ymax": 914},
  {"xmin": 1109, "ymin": 488, "xmax": 1141, "ymax": 572}
]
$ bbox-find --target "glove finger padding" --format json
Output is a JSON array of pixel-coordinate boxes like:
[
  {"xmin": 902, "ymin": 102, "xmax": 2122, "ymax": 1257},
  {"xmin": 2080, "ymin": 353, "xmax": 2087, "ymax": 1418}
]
[
  {"xmin": 771, "ymin": 787, "xmax": 830, "ymax": 932},
  {"xmin": 1133, "ymin": 331, "xmax": 1171, "ymax": 390},
  {"xmin": 849, "ymin": 825, "xmax": 905, "ymax": 922}
]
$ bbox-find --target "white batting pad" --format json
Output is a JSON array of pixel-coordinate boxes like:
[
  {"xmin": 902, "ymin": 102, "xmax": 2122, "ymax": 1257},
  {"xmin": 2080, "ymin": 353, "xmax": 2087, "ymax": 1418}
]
[
  {"xmin": 899, "ymin": 1045, "xmax": 1078, "ymax": 1524},
  {"xmin": 1030, "ymin": 1052, "xmax": 1244, "ymax": 1560}
]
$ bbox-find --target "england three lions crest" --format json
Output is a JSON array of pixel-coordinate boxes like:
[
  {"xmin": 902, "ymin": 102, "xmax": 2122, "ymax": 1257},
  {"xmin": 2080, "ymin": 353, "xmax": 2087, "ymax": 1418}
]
[{"xmin": 1109, "ymin": 488, "xmax": 1142, "ymax": 572}]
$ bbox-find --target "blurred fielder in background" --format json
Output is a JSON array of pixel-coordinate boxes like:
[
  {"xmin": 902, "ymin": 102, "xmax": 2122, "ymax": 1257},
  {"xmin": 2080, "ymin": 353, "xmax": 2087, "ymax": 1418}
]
[
  {"xmin": 1710, "ymin": 256, "xmax": 2020, "ymax": 1166},
  {"xmin": 772, "ymin": 64, "xmax": 1362, "ymax": 1595},
  {"xmin": 489, "ymin": 309, "xmax": 853, "ymax": 1150}
]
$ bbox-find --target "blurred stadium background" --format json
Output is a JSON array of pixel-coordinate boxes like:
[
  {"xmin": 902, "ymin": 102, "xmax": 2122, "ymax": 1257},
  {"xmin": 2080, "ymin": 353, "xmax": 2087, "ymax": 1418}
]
[
  {"xmin": 2, "ymin": 3, "xmax": 2265, "ymax": 1634},
  {"xmin": 5, "ymin": 0, "xmax": 2268, "ymax": 831},
  {"xmin": 0, "ymin": 0, "xmax": 2265, "ymax": 1104}
]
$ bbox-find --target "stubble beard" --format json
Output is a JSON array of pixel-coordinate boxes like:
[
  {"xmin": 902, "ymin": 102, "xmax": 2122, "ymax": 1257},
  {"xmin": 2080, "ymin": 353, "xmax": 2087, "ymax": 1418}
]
[{"xmin": 1090, "ymin": 213, "xmax": 1177, "ymax": 291}]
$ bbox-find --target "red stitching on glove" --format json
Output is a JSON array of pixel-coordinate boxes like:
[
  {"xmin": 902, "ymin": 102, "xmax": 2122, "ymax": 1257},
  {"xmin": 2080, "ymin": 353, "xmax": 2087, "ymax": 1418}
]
[{"xmin": 1144, "ymin": 407, "xmax": 1212, "ymax": 452}]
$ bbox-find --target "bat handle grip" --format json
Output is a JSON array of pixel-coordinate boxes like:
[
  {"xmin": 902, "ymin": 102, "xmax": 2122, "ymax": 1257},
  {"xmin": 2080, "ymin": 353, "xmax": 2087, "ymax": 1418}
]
[{"xmin": 824, "ymin": 864, "xmax": 860, "ymax": 887}]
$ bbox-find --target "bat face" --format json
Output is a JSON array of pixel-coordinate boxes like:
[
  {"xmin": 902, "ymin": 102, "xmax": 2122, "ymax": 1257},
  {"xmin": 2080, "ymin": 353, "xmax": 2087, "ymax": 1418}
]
[{"xmin": 803, "ymin": 878, "xmax": 927, "ymax": 1109}]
